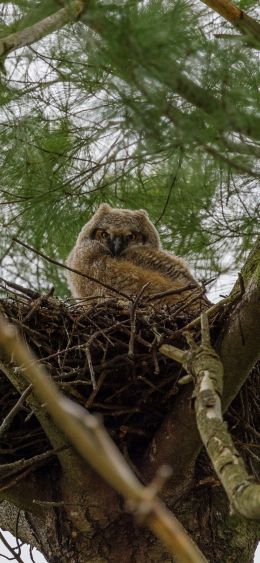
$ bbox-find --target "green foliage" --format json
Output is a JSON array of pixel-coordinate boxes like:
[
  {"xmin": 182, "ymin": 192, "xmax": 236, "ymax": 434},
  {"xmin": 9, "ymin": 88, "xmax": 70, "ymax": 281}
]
[{"xmin": 0, "ymin": 0, "xmax": 259, "ymax": 296}]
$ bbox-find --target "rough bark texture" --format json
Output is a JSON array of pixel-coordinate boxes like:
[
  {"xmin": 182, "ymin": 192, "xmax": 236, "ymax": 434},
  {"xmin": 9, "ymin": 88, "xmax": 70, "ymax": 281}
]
[{"xmin": 1, "ymin": 474, "xmax": 259, "ymax": 563}]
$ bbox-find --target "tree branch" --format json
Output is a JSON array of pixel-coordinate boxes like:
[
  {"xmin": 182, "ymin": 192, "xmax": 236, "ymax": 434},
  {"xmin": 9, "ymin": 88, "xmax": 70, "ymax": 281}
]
[
  {"xmin": 12, "ymin": 237, "xmax": 131, "ymax": 300},
  {"xmin": 218, "ymin": 237, "xmax": 260, "ymax": 408},
  {"xmin": 1, "ymin": 1, "xmax": 259, "ymax": 146},
  {"xmin": 0, "ymin": 529, "xmax": 24, "ymax": 563},
  {"xmin": 200, "ymin": 0, "xmax": 260, "ymax": 48},
  {"xmin": 143, "ymin": 239, "xmax": 259, "ymax": 497},
  {"xmin": 160, "ymin": 313, "xmax": 260, "ymax": 520},
  {"xmin": 0, "ymin": 500, "xmax": 41, "ymax": 548},
  {"xmin": 0, "ymin": 361, "xmax": 68, "ymax": 453},
  {"xmin": 0, "ymin": 1, "xmax": 85, "ymax": 59}
]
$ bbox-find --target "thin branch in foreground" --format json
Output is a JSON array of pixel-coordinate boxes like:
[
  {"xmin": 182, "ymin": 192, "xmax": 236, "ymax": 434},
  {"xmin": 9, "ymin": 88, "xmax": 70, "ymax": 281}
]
[
  {"xmin": 12, "ymin": 237, "xmax": 131, "ymax": 301},
  {"xmin": 160, "ymin": 313, "xmax": 260, "ymax": 521},
  {"xmin": 0, "ymin": 314, "xmax": 207, "ymax": 563}
]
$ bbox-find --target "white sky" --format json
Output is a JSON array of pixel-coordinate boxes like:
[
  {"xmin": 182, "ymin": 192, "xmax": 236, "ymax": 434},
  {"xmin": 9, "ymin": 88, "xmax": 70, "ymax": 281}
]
[{"xmin": 0, "ymin": 531, "xmax": 47, "ymax": 562}]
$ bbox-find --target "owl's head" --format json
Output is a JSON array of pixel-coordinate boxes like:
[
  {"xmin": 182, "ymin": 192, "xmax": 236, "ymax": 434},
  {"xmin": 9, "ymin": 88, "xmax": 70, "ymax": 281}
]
[{"xmin": 80, "ymin": 203, "xmax": 160, "ymax": 256}]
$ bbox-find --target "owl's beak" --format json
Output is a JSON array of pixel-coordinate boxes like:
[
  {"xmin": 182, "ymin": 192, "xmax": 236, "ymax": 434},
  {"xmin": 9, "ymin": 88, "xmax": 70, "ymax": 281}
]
[{"xmin": 109, "ymin": 236, "xmax": 126, "ymax": 257}]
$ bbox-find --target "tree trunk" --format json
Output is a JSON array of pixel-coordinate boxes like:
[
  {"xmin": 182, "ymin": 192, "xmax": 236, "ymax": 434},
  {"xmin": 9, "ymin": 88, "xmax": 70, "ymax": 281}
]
[{"xmin": 1, "ymin": 462, "xmax": 258, "ymax": 563}]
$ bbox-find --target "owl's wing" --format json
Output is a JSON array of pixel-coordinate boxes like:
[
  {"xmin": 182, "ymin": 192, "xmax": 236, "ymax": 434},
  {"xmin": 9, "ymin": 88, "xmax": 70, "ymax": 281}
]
[
  {"xmin": 67, "ymin": 240, "xmax": 193, "ymax": 302},
  {"xmin": 121, "ymin": 245, "xmax": 199, "ymax": 287}
]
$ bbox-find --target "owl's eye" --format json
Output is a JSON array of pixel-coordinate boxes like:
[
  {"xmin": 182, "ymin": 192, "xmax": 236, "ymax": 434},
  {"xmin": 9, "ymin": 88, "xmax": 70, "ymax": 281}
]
[
  {"xmin": 101, "ymin": 231, "xmax": 109, "ymax": 239},
  {"xmin": 127, "ymin": 233, "xmax": 136, "ymax": 241}
]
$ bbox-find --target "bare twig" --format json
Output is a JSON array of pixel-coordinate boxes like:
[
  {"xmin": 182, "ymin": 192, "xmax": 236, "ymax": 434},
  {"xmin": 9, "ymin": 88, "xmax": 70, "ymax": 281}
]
[
  {"xmin": 12, "ymin": 237, "xmax": 131, "ymax": 301},
  {"xmin": 85, "ymin": 370, "xmax": 108, "ymax": 408},
  {"xmin": 146, "ymin": 283, "xmax": 196, "ymax": 303},
  {"xmin": 0, "ymin": 530, "xmax": 24, "ymax": 563},
  {"xmin": 0, "ymin": 277, "xmax": 40, "ymax": 299},
  {"xmin": 173, "ymin": 294, "xmax": 231, "ymax": 335},
  {"xmin": 0, "ymin": 447, "xmax": 66, "ymax": 477},
  {"xmin": 0, "ymin": 385, "xmax": 32, "ymax": 438},
  {"xmin": 155, "ymin": 149, "xmax": 184, "ymax": 225},
  {"xmin": 128, "ymin": 284, "xmax": 149, "ymax": 357},
  {"xmin": 85, "ymin": 346, "xmax": 96, "ymax": 390}
]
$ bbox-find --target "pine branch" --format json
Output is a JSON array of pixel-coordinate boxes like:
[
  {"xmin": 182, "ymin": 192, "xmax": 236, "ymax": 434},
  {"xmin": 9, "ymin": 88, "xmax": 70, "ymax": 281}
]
[
  {"xmin": 1, "ymin": 2, "xmax": 259, "ymax": 143},
  {"xmin": 170, "ymin": 67, "xmax": 260, "ymax": 141},
  {"xmin": 200, "ymin": 0, "xmax": 260, "ymax": 48},
  {"xmin": 143, "ymin": 78, "xmax": 260, "ymax": 150}
]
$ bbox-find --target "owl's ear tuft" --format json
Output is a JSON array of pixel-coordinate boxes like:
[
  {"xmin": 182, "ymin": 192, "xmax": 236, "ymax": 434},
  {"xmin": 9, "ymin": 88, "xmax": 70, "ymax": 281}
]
[
  {"xmin": 135, "ymin": 208, "xmax": 148, "ymax": 218},
  {"xmin": 95, "ymin": 203, "xmax": 111, "ymax": 215}
]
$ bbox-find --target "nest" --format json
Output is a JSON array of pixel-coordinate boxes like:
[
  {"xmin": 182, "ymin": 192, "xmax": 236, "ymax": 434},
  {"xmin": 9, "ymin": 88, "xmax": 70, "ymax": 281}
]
[{"xmin": 0, "ymin": 287, "xmax": 259, "ymax": 481}]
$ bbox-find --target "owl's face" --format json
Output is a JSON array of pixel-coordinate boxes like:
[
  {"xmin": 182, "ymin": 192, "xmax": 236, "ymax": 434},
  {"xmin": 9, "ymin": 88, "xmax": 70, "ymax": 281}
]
[
  {"xmin": 92, "ymin": 225, "xmax": 146, "ymax": 256},
  {"xmin": 84, "ymin": 203, "xmax": 160, "ymax": 257}
]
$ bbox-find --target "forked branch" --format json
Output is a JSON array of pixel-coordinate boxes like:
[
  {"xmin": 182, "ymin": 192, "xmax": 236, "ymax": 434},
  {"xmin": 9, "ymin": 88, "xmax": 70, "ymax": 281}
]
[
  {"xmin": 160, "ymin": 313, "xmax": 260, "ymax": 520},
  {"xmin": 200, "ymin": 0, "xmax": 260, "ymax": 48}
]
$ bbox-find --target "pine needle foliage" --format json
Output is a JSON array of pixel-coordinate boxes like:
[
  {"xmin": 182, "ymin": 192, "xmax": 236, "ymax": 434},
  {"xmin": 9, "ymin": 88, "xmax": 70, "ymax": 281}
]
[{"xmin": 0, "ymin": 0, "xmax": 259, "ymax": 295}]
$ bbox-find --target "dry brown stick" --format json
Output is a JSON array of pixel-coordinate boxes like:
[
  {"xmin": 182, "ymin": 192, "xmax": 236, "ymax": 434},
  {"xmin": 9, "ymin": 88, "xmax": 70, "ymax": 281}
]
[
  {"xmin": 128, "ymin": 284, "xmax": 149, "ymax": 357},
  {"xmin": 169, "ymin": 289, "xmax": 204, "ymax": 317},
  {"xmin": 12, "ymin": 237, "xmax": 131, "ymax": 301},
  {"xmin": 22, "ymin": 290, "xmax": 54, "ymax": 323},
  {"xmin": 0, "ymin": 448, "xmax": 65, "ymax": 477},
  {"xmin": 85, "ymin": 346, "xmax": 96, "ymax": 390},
  {"xmin": 0, "ymin": 314, "xmax": 207, "ymax": 563},
  {"xmin": 0, "ymin": 277, "xmax": 40, "ymax": 299},
  {"xmin": 0, "ymin": 385, "xmax": 32, "ymax": 438},
  {"xmin": 145, "ymin": 283, "xmax": 195, "ymax": 302},
  {"xmin": 160, "ymin": 313, "xmax": 260, "ymax": 520},
  {"xmin": 172, "ymin": 295, "xmax": 231, "ymax": 336},
  {"xmin": 0, "ymin": 467, "xmax": 34, "ymax": 493},
  {"xmin": 85, "ymin": 370, "xmax": 108, "ymax": 408}
]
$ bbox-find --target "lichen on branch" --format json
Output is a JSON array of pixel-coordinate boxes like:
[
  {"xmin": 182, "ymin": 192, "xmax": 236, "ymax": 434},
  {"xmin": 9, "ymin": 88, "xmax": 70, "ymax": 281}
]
[{"xmin": 160, "ymin": 313, "xmax": 260, "ymax": 520}]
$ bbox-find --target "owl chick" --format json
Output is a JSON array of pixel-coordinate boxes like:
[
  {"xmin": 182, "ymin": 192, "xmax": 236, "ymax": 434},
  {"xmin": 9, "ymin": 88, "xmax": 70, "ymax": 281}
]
[{"xmin": 67, "ymin": 204, "xmax": 206, "ymax": 312}]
